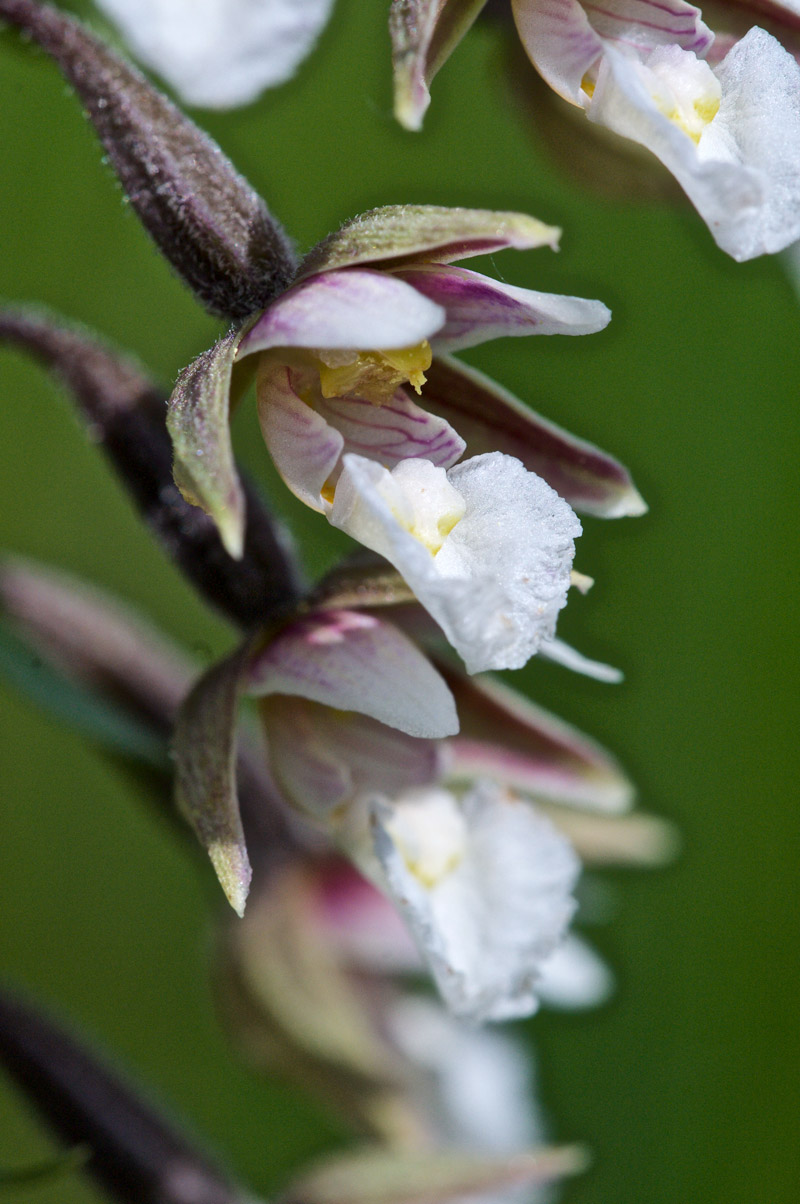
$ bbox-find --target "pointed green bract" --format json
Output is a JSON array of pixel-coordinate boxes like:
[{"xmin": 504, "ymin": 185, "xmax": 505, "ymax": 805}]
[
  {"xmin": 167, "ymin": 327, "xmax": 247, "ymax": 559},
  {"xmin": 390, "ymin": 0, "xmax": 489, "ymax": 131},
  {"xmin": 285, "ymin": 1144, "xmax": 589, "ymax": 1204},
  {"xmin": 298, "ymin": 205, "xmax": 560, "ymax": 278},
  {"xmin": 173, "ymin": 641, "xmax": 255, "ymax": 916}
]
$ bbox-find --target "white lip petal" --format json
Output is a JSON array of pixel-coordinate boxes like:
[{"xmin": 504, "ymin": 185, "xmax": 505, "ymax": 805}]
[
  {"xmin": 387, "ymin": 995, "xmax": 542, "ymax": 1151},
  {"xmin": 591, "ymin": 32, "xmax": 800, "ymax": 260},
  {"xmin": 95, "ymin": 0, "xmax": 335, "ymax": 108},
  {"xmin": 371, "ymin": 782, "xmax": 580, "ymax": 1022},
  {"xmin": 330, "ymin": 452, "xmax": 580, "ymax": 674}
]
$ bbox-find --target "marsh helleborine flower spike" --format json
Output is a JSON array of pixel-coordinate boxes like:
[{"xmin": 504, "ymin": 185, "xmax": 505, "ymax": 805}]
[
  {"xmin": 1, "ymin": 5, "xmax": 644, "ymax": 673},
  {"xmin": 390, "ymin": 0, "xmax": 800, "ymax": 260}
]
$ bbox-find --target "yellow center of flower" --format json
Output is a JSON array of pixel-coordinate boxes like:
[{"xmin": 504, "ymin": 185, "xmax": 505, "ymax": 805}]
[
  {"xmin": 583, "ymin": 51, "xmax": 720, "ymax": 145},
  {"xmin": 386, "ymin": 791, "xmax": 467, "ymax": 890},
  {"xmin": 656, "ymin": 92, "xmax": 720, "ymax": 144},
  {"xmin": 647, "ymin": 49, "xmax": 721, "ymax": 144},
  {"xmin": 381, "ymin": 460, "xmax": 466, "ymax": 555},
  {"xmin": 314, "ymin": 340, "xmax": 432, "ymax": 405}
]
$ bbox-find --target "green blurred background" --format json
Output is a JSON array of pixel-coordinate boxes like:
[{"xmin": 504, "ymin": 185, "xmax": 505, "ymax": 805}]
[{"xmin": 1, "ymin": 3, "xmax": 798, "ymax": 1201}]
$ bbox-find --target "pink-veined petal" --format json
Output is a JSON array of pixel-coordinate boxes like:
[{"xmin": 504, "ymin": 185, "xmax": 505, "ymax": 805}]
[
  {"xmin": 298, "ymin": 206, "xmax": 560, "ymax": 278},
  {"xmin": 421, "ymin": 356, "xmax": 647, "ymax": 518},
  {"xmin": 247, "ymin": 609, "xmax": 459, "ymax": 738},
  {"xmin": 441, "ymin": 669, "xmax": 634, "ymax": 810},
  {"xmin": 513, "ymin": 0, "xmax": 605, "ymax": 103},
  {"xmin": 238, "ymin": 269, "xmax": 445, "ymax": 357},
  {"xmin": 395, "ymin": 264, "xmax": 610, "ymax": 351},
  {"xmin": 512, "ymin": 0, "xmax": 713, "ymax": 104},
  {"xmin": 256, "ymin": 361, "xmax": 465, "ymax": 511},
  {"xmin": 261, "ymin": 696, "xmax": 443, "ymax": 818},
  {"xmin": 257, "ymin": 361, "xmax": 345, "ymax": 511}
]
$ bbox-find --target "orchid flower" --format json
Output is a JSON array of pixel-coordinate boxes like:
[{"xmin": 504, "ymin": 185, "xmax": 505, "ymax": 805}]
[
  {"xmin": 174, "ymin": 595, "xmax": 672, "ymax": 1018},
  {"xmin": 391, "ymin": 1, "xmax": 800, "ymax": 260},
  {"xmin": 93, "ymin": 0, "xmax": 335, "ymax": 108},
  {"xmin": 0, "ymin": 5, "xmax": 644, "ymax": 677},
  {"xmin": 170, "ymin": 203, "xmax": 644, "ymax": 673}
]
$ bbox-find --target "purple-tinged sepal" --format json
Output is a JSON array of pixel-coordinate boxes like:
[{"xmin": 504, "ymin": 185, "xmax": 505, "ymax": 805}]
[
  {"xmin": 396, "ymin": 264, "xmax": 611, "ymax": 351},
  {"xmin": 298, "ymin": 205, "xmax": 560, "ymax": 278},
  {"xmin": 248, "ymin": 609, "xmax": 458, "ymax": 739},
  {"xmin": 238, "ymin": 269, "xmax": 446, "ymax": 356},
  {"xmin": 422, "ymin": 355, "xmax": 646, "ymax": 518},
  {"xmin": 0, "ymin": 0, "xmax": 295, "ymax": 316},
  {"xmin": 390, "ymin": 0, "xmax": 490, "ymax": 131},
  {"xmin": 442, "ymin": 669, "xmax": 635, "ymax": 810},
  {"xmin": 284, "ymin": 1143, "xmax": 589, "ymax": 1204},
  {"xmin": 167, "ymin": 327, "xmax": 248, "ymax": 559}
]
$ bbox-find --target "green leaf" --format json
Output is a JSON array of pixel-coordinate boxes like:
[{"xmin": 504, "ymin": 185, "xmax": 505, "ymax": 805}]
[
  {"xmin": 0, "ymin": 619, "xmax": 170, "ymax": 771},
  {"xmin": 0, "ymin": 1146, "xmax": 89, "ymax": 1194}
]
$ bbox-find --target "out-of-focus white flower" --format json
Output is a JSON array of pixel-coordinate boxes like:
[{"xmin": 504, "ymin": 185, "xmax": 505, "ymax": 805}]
[
  {"xmin": 329, "ymin": 453, "xmax": 581, "ymax": 674},
  {"xmin": 369, "ymin": 781, "xmax": 580, "ymax": 1022},
  {"xmin": 537, "ymin": 933, "xmax": 613, "ymax": 1009},
  {"xmin": 386, "ymin": 993, "xmax": 544, "ymax": 1152},
  {"xmin": 94, "ymin": 0, "xmax": 335, "ymax": 108}
]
